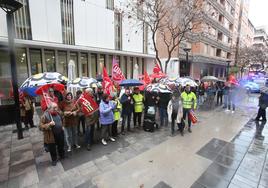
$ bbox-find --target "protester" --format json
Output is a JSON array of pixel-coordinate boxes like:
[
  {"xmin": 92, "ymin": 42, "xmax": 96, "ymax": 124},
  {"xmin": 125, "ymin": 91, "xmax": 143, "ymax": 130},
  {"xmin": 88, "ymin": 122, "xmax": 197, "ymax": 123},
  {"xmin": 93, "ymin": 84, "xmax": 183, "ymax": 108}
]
[
  {"xmin": 167, "ymin": 93, "xmax": 183, "ymax": 136},
  {"xmin": 111, "ymin": 93, "xmax": 122, "ymax": 137},
  {"xmin": 132, "ymin": 87, "xmax": 144, "ymax": 129},
  {"xmin": 76, "ymin": 90, "xmax": 86, "ymax": 135},
  {"xmin": 222, "ymin": 82, "xmax": 230, "ymax": 109},
  {"xmin": 39, "ymin": 102, "xmax": 65, "ymax": 166},
  {"xmin": 61, "ymin": 92, "xmax": 80, "ymax": 152},
  {"xmin": 99, "ymin": 93, "xmax": 116, "ymax": 145},
  {"xmin": 227, "ymin": 83, "xmax": 236, "ymax": 113},
  {"xmin": 157, "ymin": 93, "xmax": 171, "ymax": 127},
  {"xmin": 255, "ymin": 92, "xmax": 268, "ymax": 121},
  {"xmin": 198, "ymin": 82, "xmax": 205, "ymax": 106},
  {"xmin": 120, "ymin": 89, "xmax": 134, "ymax": 134},
  {"xmin": 23, "ymin": 93, "xmax": 35, "ymax": 128},
  {"xmin": 84, "ymin": 107, "xmax": 99, "ymax": 151},
  {"xmin": 216, "ymin": 82, "xmax": 224, "ymax": 106},
  {"xmin": 181, "ymin": 85, "xmax": 197, "ymax": 133}
]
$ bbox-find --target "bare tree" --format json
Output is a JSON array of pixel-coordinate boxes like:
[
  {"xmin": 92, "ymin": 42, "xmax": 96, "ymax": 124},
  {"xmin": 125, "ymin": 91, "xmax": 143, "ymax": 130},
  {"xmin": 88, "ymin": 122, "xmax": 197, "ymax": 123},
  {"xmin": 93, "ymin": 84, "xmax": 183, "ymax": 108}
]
[{"xmin": 120, "ymin": 0, "xmax": 203, "ymax": 73}]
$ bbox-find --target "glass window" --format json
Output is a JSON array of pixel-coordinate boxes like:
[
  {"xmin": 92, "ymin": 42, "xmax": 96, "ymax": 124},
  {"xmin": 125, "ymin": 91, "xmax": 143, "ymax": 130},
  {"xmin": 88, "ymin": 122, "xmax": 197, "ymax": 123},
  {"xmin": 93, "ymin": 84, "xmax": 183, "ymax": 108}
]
[
  {"xmin": 58, "ymin": 51, "xmax": 67, "ymax": 76},
  {"xmin": 114, "ymin": 12, "xmax": 122, "ymax": 50},
  {"xmin": 45, "ymin": 50, "xmax": 56, "ymax": 72},
  {"xmin": 99, "ymin": 54, "xmax": 106, "ymax": 74},
  {"xmin": 29, "ymin": 49, "xmax": 42, "ymax": 75},
  {"xmin": 90, "ymin": 54, "xmax": 97, "ymax": 78},
  {"xmin": 0, "ymin": 49, "xmax": 14, "ymax": 105},
  {"xmin": 81, "ymin": 53, "xmax": 88, "ymax": 77},
  {"xmin": 70, "ymin": 52, "xmax": 79, "ymax": 77},
  {"xmin": 108, "ymin": 55, "xmax": 113, "ymax": 75},
  {"xmin": 16, "ymin": 48, "xmax": 29, "ymax": 86}
]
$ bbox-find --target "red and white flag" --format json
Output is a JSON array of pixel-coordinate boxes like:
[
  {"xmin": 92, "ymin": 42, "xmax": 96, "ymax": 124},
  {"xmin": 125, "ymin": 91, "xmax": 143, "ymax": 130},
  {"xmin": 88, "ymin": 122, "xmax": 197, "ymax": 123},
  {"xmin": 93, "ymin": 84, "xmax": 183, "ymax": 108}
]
[
  {"xmin": 102, "ymin": 67, "xmax": 114, "ymax": 95},
  {"xmin": 77, "ymin": 92, "xmax": 99, "ymax": 116},
  {"xmin": 153, "ymin": 62, "xmax": 162, "ymax": 74},
  {"xmin": 112, "ymin": 58, "xmax": 125, "ymax": 84}
]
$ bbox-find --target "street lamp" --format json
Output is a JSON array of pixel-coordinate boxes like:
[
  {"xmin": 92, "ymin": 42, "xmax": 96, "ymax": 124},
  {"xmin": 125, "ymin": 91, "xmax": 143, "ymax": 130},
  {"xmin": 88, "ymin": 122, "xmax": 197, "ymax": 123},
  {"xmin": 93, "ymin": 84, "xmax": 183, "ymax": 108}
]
[
  {"xmin": 0, "ymin": 0, "xmax": 23, "ymax": 139},
  {"xmin": 183, "ymin": 47, "xmax": 191, "ymax": 76},
  {"xmin": 226, "ymin": 60, "xmax": 232, "ymax": 80}
]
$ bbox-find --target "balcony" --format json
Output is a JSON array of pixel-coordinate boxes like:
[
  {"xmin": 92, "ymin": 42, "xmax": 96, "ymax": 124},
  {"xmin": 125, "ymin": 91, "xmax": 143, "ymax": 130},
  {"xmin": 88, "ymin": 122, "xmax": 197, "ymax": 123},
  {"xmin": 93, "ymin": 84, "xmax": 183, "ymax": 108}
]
[{"xmin": 207, "ymin": 0, "xmax": 234, "ymax": 24}]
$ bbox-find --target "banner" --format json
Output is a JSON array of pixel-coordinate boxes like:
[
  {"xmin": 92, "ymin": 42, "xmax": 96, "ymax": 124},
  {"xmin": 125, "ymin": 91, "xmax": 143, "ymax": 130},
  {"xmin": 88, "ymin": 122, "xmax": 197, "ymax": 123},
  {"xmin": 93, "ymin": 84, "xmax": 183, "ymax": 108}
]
[
  {"xmin": 153, "ymin": 62, "xmax": 162, "ymax": 74},
  {"xmin": 102, "ymin": 67, "xmax": 114, "ymax": 95},
  {"xmin": 143, "ymin": 70, "xmax": 151, "ymax": 85},
  {"xmin": 112, "ymin": 58, "xmax": 125, "ymax": 83},
  {"xmin": 78, "ymin": 93, "xmax": 99, "ymax": 116}
]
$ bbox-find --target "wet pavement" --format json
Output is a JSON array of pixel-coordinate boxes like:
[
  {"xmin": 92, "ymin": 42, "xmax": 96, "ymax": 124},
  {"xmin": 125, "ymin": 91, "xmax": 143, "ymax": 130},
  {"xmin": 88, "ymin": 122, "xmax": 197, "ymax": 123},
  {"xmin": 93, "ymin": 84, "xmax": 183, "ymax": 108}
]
[{"xmin": 0, "ymin": 93, "xmax": 267, "ymax": 188}]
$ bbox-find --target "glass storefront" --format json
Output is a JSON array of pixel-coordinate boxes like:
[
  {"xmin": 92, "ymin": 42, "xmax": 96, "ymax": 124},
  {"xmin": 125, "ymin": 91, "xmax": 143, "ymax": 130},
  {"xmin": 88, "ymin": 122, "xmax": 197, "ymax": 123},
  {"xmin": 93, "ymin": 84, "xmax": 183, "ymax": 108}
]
[
  {"xmin": 58, "ymin": 51, "xmax": 67, "ymax": 76},
  {"xmin": 29, "ymin": 49, "xmax": 42, "ymax": 75},
  {"xmin": 90, "ymin": 54, "xmax": 97, "ymax": 78},
  {"xmin": 70, "ymin": 52, "xmax": 79, "ymax": 77},
  {"xmin": 81, "ymin": 53, "xmax": 88, "ymax": 77},
  {"xmin": 130, "ymin": 57, "xmax": 134, "ymax": 78},
  {"xmin": 99, "ymin": 54, "xmax": 106, "ymax": 75},
  {"xmin": 108, "ymin": 55, "xmax": 113, "ymax": 75},
  {"xmin": 45, "ymin": 50, "xmax": 56, "ymax": 72},
  {"xmin": 16, "ymin": 48, "xmax": 28, "ymax": 86},
  {"xmin": 0, "ymin": 49, "xmax": 14, "ymax": 105}
]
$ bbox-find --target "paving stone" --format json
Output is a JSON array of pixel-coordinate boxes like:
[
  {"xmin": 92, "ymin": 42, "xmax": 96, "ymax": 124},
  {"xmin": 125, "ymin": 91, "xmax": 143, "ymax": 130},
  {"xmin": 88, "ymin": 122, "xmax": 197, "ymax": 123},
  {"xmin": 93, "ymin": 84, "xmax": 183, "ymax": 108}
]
[
  {"xmin": 9, "ymin": 149, "xmax": 34, "ymax": 167},
  {"xmin": 107, "ymin": 151, "xmax": 127, "ymax": 165},
  {"xmin": 0, "ymin": 157, "xmax": 10, "ymax": 169},
  {"xmin": 196, "ymin": 148, "xmax": 219, "ymax": 161},
  {"xmin": 206, "ymin": 162, "xmax": 236, "ymax": 181},
  {"xmin": 190, "ymin": 182, "xmax": 206, "ymax": 188},
  {"xmin": 230, "ymin": 174, "xmax": 257, "ymax": 188},
  {"xmin": 0, "ymin": 181, "xmax": 7, "ymax": 188},
  {"xmin": 214, "ymin": 154, "xmax": 240, "ymax": 170},
  {"xmin": 196, "ymin": 171, "xmax": 229, "ymax": 188},
  {"xmin": 9, "ymin": 159, "xmax": 35, "ymax": 178},
  {"xmin": 153, "ymin": 181, "xmax": 172, "ymax": 188},
  {"xmin": 228, "ymin": 183, "xmax": 241, "ymax": 188},
  {"xmin": 37, "ymin": 176, "xmax": 63, "ymax": 188},
  {"xmin": 0, "ymin": 167, "xmax": 9, "ymax": 183},
  {"xmin": 36, "ymin": 160, "xmax": 65, "ymax": 182}
]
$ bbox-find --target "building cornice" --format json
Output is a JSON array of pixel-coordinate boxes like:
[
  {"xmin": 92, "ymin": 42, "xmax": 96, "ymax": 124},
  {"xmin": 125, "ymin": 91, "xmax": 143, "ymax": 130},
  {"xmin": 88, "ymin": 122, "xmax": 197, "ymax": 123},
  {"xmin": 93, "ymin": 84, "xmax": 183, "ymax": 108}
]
[{"xmin": 192, "ymin": 54, "xmax": 229, "ymax": 66}]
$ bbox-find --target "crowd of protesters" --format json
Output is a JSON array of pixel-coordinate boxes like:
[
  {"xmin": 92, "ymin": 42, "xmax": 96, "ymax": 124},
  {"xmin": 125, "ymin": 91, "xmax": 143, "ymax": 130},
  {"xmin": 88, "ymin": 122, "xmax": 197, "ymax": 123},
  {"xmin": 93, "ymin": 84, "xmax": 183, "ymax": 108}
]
[{"xmin": 18, "ymin": 80, "xmax": 242, "ymax": 166}]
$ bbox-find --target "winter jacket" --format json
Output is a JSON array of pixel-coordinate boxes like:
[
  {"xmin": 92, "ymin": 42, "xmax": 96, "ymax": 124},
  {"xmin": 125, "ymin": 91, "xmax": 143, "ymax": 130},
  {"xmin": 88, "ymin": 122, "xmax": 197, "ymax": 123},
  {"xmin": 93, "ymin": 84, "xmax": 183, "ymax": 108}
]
[
  {"xmin": 60, "ymin": 100, "xmax": 79, "ymax": 127},
  {"xmin": 167, "ymin": 98, "xmax": 183, "ymax": 124},
  {"xmin": 85, "ymin": 110, "xmax": 99, "ymax": 126},
  {"xmin": 99, "ymin": 100, "xmax": 115, "ymax": 125},
  {"xmin": 120, "ymin": 94, "xmax": 134, "ymax": 115}
]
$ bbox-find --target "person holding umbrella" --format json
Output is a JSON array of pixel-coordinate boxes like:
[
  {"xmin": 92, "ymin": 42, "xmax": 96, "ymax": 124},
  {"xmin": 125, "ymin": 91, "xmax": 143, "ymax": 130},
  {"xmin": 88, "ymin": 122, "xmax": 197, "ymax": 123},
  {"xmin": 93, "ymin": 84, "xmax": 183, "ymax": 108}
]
[
  {"xmin": 60, "ymin": 92, "xmax": 80, "ymax": 152},
  {"xmin": 120, "ymin": 89, "xmax": 134, "ymax": 134},
  {"xmin": 132, "ymin": 87, "xmax": 144, "ymax": 129},
  {"xmin": 40, "ymin": 102, "xmax": 65, "ymax": 166},
  {"xmin": 181, "ymin": 85, "xmax": 197, "ymax": 133}
]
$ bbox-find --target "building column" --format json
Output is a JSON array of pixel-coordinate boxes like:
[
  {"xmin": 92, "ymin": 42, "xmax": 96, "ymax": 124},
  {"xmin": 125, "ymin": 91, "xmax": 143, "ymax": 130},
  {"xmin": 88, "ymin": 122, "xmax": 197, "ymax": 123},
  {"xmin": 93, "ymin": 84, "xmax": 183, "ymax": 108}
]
[
  {"xmin": 78, "ymin": 52, "xmax": 82, "ymax": 77},
  {"xmin": 88, "ymin": 52, "xmax": 92, "ymax": 77},
  {"xmin": 41, "ymin": 48, "xmax": 46, "ymax": 72},
  {"xmin": 26, "ymin": 47, "xmax": 31, "ymax": 76},
  {"xmin": 55, "ymin": 50, "xmax": 59, "ymax": 73}
]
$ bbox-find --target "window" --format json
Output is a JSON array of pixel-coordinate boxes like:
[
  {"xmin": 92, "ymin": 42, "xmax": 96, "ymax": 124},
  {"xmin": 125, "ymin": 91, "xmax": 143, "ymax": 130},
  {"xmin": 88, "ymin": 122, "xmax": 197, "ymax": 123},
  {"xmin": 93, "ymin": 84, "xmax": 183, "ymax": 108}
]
[
  {"xmin": 90, "ymin": 54, "xmax": 97, "ymax": 78},
  {"xmin": 217, "ymin": 32, "xmax": 223, "ymax": 41},
  {"xmin": 209, "ymin": 67, "xmax": 214, "ymax": 76},
  {"xmin": 45, "ymin": 50, "xmax": 56, "ymax": 72},
  {"xmin": 60, "ymin": 0, "xmax": 75, "ymax": 45},
  {"xmin": 216, "ymin": 49, "xmax": 222, "ymax": 57},
  {"xmin": 106, "ymin": 0, "xmax": 114, "ymax": 10},
  {"xmin": 99, "ymin": 54, "xmax": 106, "ymax": 74},
  {"xmin": 14, "ymin": 0, "xmax": 32, "ymax": 40},
  {"xmin": 70, "ymin": 52, "xmax": 79, "ymax": 77},
  {"xmin": 58, "ymin": 51, "xmax": 67, "ymax": 76},
  {"xmin": 29, "ymin": 49, "xmax": 42, "ymax": 75},
  {"xmin": 16, "ymin": 48, "xmax": 28, "ymax": 86},
  {"xmin": 0, "ymin": 49, "xmax": 14, "ymax": 105},
  {"xmin": 143, "ymin": 24, "xmax": 148, "ymax": 54},
  {"xmin": 81, "ymin": 53, "xmax": 88, "ymax": 77},
  {"xmin": 114, "ymin": 12, "xmax": 122, "ymax": 50}
]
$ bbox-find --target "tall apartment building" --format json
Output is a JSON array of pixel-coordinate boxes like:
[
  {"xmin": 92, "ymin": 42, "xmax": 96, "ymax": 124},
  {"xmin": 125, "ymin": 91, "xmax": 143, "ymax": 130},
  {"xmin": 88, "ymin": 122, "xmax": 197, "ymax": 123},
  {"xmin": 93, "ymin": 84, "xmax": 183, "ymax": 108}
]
[
  {"xmin": 253, "ymin": 27, "xmax": 268, "ymax": 47},
  {"xmin": 0, "ymin": 0, "xmax": 154, "ymax": 124}
]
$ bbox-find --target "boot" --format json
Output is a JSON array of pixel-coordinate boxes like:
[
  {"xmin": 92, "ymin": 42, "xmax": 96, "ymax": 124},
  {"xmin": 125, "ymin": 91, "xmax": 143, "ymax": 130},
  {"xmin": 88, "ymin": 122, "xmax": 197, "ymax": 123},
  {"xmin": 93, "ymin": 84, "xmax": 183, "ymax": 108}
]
[{"xmin": 188, "ymin": 128, "xmax": 192, "ymax": 133}]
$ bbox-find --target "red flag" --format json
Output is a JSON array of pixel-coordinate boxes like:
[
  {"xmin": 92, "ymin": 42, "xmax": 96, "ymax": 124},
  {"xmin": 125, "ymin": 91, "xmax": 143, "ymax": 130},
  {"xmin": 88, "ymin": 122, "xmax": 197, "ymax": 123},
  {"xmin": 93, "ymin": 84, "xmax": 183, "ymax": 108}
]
[
  {"xmin": 143, "ymin": 70, "xmax": 151, "ymax": 85},
  {"xmin": 153, "ymin": 62, "xmax": 162, "ymax": 73},
  {"xmin": 78, "ymin": 93, "xmax": 99, "ymax": 116},
  {"xmin": 112, "ymin": 58, "xmax": 125, "ymax": 83},
  {"xmin": 102, "ymin": 67, "xmax": 114, "ymax": 95}
]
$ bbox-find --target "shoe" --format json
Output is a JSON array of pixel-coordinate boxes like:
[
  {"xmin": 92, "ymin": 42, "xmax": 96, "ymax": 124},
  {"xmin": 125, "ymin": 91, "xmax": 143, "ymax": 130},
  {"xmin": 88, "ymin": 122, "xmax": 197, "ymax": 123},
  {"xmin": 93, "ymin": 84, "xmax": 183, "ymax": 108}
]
[
  {"xmin": 101, "ymin": 139, "xmax": 107, "ymax": 146},
  {"xmin": 74, "ymin": 145, "xmax": 81, "ymax": 149},
  {"xmin": 225, "ymin": 109, "xmax": 230, "ymax": 112},
  {"xmin": 188, "ymin": 128, "xmax": 192, "ymax": 133},
  {"xmin": 232, "ymin": 111, "xmax": 235, "ymax": 114},
  {"xmin": 109, "ymin": 137, "xmax": 115, "ymax": 142},
  {"xmin": 181, "ymin": 131, "xmax": 184, "ymax": 136},
  {"xmin": 67, "ymin": 146, "xmax": 71, "ymax": 152},
  {"xmin": 30, "ymin": 125, "xmax": 36, "ymax": 128},
  {"xmin": 52, "ymin": 161, "xmax": 57, "ymax": 166},
  {"xmin": 87, "ymin": 144, "xmax": 91, "ymax": 151}
]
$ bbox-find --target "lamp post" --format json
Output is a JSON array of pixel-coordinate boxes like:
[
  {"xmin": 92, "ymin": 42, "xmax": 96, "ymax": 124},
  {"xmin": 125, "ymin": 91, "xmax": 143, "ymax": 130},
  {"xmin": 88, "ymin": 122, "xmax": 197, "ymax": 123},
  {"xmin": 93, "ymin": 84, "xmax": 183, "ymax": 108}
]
[
  {"xmin": 226, "ymin": 60, "xmax": 231, "ymax": 80},
  {"xmin": 0, "ymin": 0, "xmax": 23, "ymax": 139},
  {"xmin": 183, "ymin": 47, "xmax": 191, "ymax": 76}
]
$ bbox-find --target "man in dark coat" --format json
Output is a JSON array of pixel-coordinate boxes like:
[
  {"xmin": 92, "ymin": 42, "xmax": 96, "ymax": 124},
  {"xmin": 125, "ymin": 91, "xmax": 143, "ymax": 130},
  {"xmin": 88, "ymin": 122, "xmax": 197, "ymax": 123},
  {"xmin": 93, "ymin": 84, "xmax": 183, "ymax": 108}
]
[
  {"xmin": 255, "ymin": 92, "xmax": 268, "ymax": 121},
  {"xmin": 120, "ymin": 89, "xmax": 134, "ymax": 134}
]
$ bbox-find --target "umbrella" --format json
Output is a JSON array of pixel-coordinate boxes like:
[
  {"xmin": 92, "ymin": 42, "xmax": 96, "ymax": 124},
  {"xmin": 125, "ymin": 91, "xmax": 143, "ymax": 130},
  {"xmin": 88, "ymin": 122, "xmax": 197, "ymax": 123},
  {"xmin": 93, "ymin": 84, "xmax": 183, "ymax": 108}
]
[
  {"xmin": 145, "ymin": 83, "xmax": 172, "ymax": 93},
  {"xmin": 178, "ymin": 78, "xmax": 198, "ymax": 87},
  {"xmin": 35, "ymin": 83, "xmax": 65, "ymax": 95},
  {"xmin": 68, "ymin": 77, "xmax": 101, "ymax": 89},
  {"xmin": 20, "ymin": 87, "xmax": 38, "ymax": 97},
  {"xmin": 119, "ymin": 79, "xmax": 143, "ymax": 87},
  {"xmin": 20, "ymin": 72, "xmax": 68, "ymax": 88},
  {"xmin": 201, "ymin": 76, "xmax": 219, "ymax": 82}
]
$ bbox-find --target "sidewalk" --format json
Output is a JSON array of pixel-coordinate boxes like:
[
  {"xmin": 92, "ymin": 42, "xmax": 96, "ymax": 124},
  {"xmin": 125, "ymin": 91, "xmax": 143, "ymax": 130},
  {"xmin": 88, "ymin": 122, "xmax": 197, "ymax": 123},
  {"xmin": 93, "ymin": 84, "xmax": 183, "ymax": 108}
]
[{"xmin": 0, "ymin": 94, "xmax": 264, "ymax": 188}]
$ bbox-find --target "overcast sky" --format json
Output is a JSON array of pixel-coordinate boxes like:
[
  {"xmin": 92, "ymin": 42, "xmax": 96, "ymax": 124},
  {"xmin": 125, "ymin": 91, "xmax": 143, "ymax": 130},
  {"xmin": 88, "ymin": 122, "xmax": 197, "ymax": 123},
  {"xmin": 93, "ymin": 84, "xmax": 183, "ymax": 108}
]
[{"xmin": 248, "ymin": 0, "xmax": 268, "ymax": 30}]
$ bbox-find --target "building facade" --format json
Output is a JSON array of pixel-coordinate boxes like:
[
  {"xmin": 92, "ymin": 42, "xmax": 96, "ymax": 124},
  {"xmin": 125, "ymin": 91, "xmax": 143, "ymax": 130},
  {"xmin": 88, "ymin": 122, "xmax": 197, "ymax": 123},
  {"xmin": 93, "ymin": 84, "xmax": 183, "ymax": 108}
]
[
  {"xmin": 0, "ymin": 0, "xmax": 154, "ymax": 125},
  {"xmin": 253, "ymin": 27, "xmax": 268, "ymax": 47}
]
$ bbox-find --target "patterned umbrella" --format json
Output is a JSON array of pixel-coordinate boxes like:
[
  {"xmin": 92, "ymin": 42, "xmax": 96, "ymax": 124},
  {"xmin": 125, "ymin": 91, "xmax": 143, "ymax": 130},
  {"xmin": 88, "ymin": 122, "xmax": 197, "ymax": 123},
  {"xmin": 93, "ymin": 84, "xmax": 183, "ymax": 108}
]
[
  {"xmin": 145, "ymin": 83, "xmax": 172, "ymax": 93},
  {"xmin": 178, "ymin": 78, "xmax": 198, "ymax": 87},
  {"xmin": 20, "ymin": 72, "xmax": 68, "ymax": 89},
  {"xmin": 201, "ymin": 76, "xmax": 219, "ymax": 82},
  {"xmin": 160, "ymin": 77, "xmax": 197, "ymax": 87},
  {"xmin": 68, "ymin": 77, "xmax": 101, "ymax": 89}
]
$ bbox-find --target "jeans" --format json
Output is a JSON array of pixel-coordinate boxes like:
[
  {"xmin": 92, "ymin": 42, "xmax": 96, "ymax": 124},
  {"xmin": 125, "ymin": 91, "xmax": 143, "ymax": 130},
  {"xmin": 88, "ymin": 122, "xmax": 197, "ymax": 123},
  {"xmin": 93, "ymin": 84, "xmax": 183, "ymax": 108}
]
[
  {"xmin": 77, "ymin": 115, "xmax": 85, "ymax": 134},
  {"xmin": 223, "ymin": 95, "xmax": 228, "ymax": 108},
  {"xmin": 256, "ymin": 107, "xmax": 267, "ymax": 121},
  {"xmin": 159, "ymin": 108, "xmax": 168, "ymax": 127},
  {"xmin": 48, "ymin": 131, "xmax": 64, "ymax": 162},
  {"xmin": 228, "ymin": 97, "xmax": 235, "ymax": 111},
  {"xmin": 85, "ymin": 125, "xmax": 92, "ymax": 145},
  {"xmin": 64, "ymin": 126, "xmax": 78, "ymax": 148},
  {"xmin": 133, "ymin": 112, "xmax": 142, "ymax": 127},
  {"xmin": 182, "ymin": 108, "xmax": 192, "ymax": 128},
  {"xmin": 217, "ymin": 93, "xmax": 223, "ymax": 106},
  {"xmin": 171, "ymin": 112, "xmax": 177, "ymax": 134},
  {"xmin": 198, "ymin": 95, "xmax": 205, "ymax": 105},
  {"xmin": 121, "ymin": 114, "xmax": 131, "ymax": 132},
  {"xmin": 112, "ymin": 120, "xmax": 118, "ymax": 137},
  {"xmin": 25, "ymin": 110, "xmax": 34, "ymax": 127},
  {"xmin": 101, "ymin": 124, "xmax": 112, "ymax": 140}
]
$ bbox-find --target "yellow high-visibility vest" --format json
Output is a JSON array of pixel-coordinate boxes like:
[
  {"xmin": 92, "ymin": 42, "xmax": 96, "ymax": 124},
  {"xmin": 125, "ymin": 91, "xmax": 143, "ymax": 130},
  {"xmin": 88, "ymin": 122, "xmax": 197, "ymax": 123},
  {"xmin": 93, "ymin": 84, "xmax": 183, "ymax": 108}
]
[
  {"xmin": 113, "ymin": 99, "xmax": 122, "ymax": 121},
  {"xmin": 133, "ymin": 94, "xmax": 144, "ymax": 113},
  {"xmin": 181, "ymin": 91, "xmax": 197, "ymax": 109}
]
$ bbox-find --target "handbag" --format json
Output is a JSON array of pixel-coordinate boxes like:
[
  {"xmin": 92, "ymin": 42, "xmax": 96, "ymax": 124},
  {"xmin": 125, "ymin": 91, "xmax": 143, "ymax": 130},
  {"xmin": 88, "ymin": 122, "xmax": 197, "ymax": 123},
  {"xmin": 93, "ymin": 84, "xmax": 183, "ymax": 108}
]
[{"xmin": 189, "ymin": 110, "xmax": 197, "ymax": 124}]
